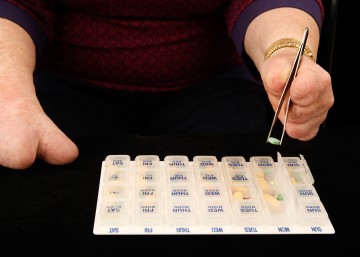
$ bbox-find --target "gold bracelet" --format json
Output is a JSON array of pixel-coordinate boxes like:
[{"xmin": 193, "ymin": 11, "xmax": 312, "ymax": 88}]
[{"xmin": 264, "ymin": 38, "xmax": 316, "ymax": 62}]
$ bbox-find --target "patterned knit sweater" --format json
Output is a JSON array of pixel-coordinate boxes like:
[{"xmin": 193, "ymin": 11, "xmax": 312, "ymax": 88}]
[{"xmin": 0, "ymin": 0, "xmax": 323, "ymax": 92}]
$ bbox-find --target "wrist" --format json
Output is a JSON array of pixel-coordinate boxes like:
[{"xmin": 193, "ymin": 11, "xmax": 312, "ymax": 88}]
[{"xmin": 264, "ymin": 37, "xmax": 316, "ymax": 62}]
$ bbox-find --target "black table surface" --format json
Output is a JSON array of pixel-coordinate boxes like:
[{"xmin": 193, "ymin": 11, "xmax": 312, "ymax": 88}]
[{"xmin": 0, "ymin": 126, "xmax": 357, "ymax": 257}]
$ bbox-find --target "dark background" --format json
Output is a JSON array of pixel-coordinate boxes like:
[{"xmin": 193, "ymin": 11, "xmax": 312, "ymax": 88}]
[
  {"xmin": 326, "ymin": 0, "xmax": 358, "ymax": 130},
  {"xmin": 0, "ymin": 1, "xmax": 358, "ymax": 257}
]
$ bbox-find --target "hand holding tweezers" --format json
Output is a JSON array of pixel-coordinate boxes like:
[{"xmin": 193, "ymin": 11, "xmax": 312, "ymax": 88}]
[{"xmin": 266, "ymin": 27, "xmax": 310, "ymax": 145}]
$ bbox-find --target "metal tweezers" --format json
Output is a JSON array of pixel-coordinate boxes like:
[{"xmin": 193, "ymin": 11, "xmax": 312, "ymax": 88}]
[{"xmin": 266, "ymin": 27, "xmax": 309, "ymax": 145}]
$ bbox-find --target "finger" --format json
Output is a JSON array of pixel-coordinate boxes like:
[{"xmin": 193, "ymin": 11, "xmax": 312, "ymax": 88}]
[
  {"xmin": 287, "ymin": 68, "xmax": 333, "ymax": 124},
  {"xmin": 262, "ymin": 56, "xmax": 293, "ymax": 97},
  {"xmin": 290, "ymin": 63, "xmax": 331, "ymax": 107},
  {"xmin": 285, "ymin": 108, "xmax": 328, "ymax": 140},
  {"xmin": 37, "ymin": 118, "xmax": 79, "ymax": 165}
]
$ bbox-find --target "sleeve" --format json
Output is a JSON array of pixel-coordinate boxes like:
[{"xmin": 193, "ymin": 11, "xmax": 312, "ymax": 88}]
[
  {"xmin": 0, "ymin": 0, "xmax": 59, "ymax": 55},
  {"xmin": 224, "ymin": 0, "xmax": 324, "ymax": 55}
]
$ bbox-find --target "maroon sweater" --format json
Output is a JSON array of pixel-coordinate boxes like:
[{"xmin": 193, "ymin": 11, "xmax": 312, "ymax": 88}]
[{"xmin": 1, "ymin": 0, "xmax": 323, "ymax": 92}]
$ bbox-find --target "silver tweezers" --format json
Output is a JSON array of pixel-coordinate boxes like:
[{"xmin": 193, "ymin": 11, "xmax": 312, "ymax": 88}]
[{"xmin": 266, "ymin": 27, "xmax": 309, "ymax": 145}]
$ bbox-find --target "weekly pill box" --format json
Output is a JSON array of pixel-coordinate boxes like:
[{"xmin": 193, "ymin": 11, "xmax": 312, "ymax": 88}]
[{"xmin": 93, "ymin": 153, "xmax": 335, "ymax": 235}]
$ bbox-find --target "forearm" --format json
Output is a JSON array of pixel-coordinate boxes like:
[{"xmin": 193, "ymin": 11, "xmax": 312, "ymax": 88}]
[
  {"xmin": 244, "ymin": 7, "xmax": 320, "ymax": 71},
  {"xmin": 0, "ymin": 17, "xmax": 36, "ymax": 99},
  {"xmin": 0, "ymin": 17, "xmax": 79, "ymax": 170}
]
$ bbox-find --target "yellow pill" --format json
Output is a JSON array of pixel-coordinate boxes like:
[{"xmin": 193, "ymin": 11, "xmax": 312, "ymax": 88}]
[
  {"xmin": 231, "ymin": 185, "xmax": 249, "ymax": 194},
  {"xmin": 290, "ymin": 177, "xmax": 297, "ymax": 184},
  {"xmin": 256, "ymin": 171, "xmax": 265, "ymax": 179},
  {"xmin": 257, "ymin": 177, "xmax": 270, "ymax": 194},
  {"xmin": 263, "ymin": 193, "xmax": 282, "ymax": 213},
  {"xmin": 233, "ymin": 191, "xmax": 244, "ymax": 200}
]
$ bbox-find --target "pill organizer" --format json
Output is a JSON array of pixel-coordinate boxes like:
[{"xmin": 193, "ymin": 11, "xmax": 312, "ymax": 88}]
[{"xmin": 93, "ymin": 153, "xmax": 335, "ymax": 235}]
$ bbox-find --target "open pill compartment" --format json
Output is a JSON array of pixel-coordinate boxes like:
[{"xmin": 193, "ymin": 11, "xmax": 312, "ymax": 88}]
[
  {"xmin": 94, "ymin": 153, "xmax": 335, "ymax": 235},
  {"xmin": 249, "ymin": 156, "xmax": 295, "ymax": 225},
  {"xmin": 221, "ymin": 156, "xmax": 266, "ymax": 226},
  {"xmin": 279, "ymin": 155, "xmax": 330, "ymax": 226}
]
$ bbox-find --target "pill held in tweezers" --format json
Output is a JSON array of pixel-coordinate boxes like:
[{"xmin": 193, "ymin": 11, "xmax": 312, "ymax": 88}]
[{"xmin": 267, "ymin": 137, "xmax": 281, "ymax": 145}]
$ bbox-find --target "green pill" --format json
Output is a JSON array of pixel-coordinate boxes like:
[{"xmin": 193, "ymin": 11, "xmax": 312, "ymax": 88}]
[
  {"xmin": 268, "ymin": 137, "xmax": 281, "ymax": 145},
  {"xmin": 277, "ymin": 194, "xmax": 284, "ymax": 201}
]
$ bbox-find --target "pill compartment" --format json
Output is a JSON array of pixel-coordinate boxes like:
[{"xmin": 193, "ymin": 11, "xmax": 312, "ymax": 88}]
[
  {"xmin": 135, "ymin": 155, "xmax": 160, "ymax": 184},
  {"xmin": 201, "ymin": 200, "xmax": 232, "ymax": 226},
  {"xmin": 221, "ymin": 156, "xmax": 250, "ymax": 182},
  {"xmin": 135, "ymin": 200, "xmax": 164, "ymax": 226},
  {"xmin": 230, "ymin": 185, "xmax": 266, "ymax": 225},
  {"xmin": 281, "ymin": 157, "xmax": 303, "ymax": 170},
  {"xmin": 99, "ymin": 181, "xmax": 130, "ymax": 226},
  {"xmin": 104, "ymin": 155, "xmax": 131, "ymax": 183},
  {"xmin": 134, "ymin": 197, "xmax": 165, "ymax": 226},
  {"xmin": 105, "ymin": 155, "xmax": 131, "ymax": 168},
  {"xmin": 137, "ymin": 185, "xmax": 159, "ymax": 199},
  {"xmin": 169, "ymin": 184, "xmax": 193, "ymax": 198},
  {"xmin": 281, "ymin": 156, "xmax": 313, "ymax": 185},
  {"xmin": 250, "ymin": 156, "xmax": 277, "ymax": 174},
  {"xmin": 229, "ymin": 171, "xmax": 250, "ymax": 184},
  {"xmin": 164, "ymin": 155, "xmax": 191, "ymax": 183},
  {"xmin": 233, "ymin": 199, "xmax": 266, "ymax": 225},
  {"xmin": 221, "ymin": 156, "xmax": 266, "ymax": 225},
  {"xmin": 255, "ymin": 171, "xmax": 277, "ymax": 189},
  {"xmin": 221, "ymin": 157, "xmax": 253, "ymax": 200},
  {"xmin": 250, "ymin": 156, "xmax": 295, "ymax": 225},
  {"xmin": 250, "ymin": 157, "xmax": 280, "ymax": 186},
  {"xmin": 100, "ymin": 200, "xmax": 129, "ymax": 226},
  {"xmin": 256, "ymin": 175, "xmax": 280, "ymax": 196},
  {"xmin": 281, "ymin": 156, "xmax": 309, "ymax": 175},
  {"xmin": 261, "ymin": 191, "xmax": 287, "ymax": 213},
  {"xmin": 193, "ymin": 156, "xmax": 220, "ymax": 183},
  {"xmin": 297, "ymin": 199, "xmax": 329, "ymax": 225},
  {"xmin": 193, "ymin": 156, "xmax": 222, "ymax": 188},
  {"xmin": 164, "ymin": 155, "xmax": 190, "ymax": 171},
  {"xmin": 166, "ymin": 185, "xmax": 197, "ymax": 215},
  {"xmin": 279, "ymin": 155, "xmax": 325, "ymax": 226},
  {"xmin": 258, "ymin": 183, "xmax": 291, "ymax": 219},
  {"xmin": 97, "ymin": 155, "xmax": 132, "ymax": 226},
  {"xmin": 288, "ymin": 170, "xmax": 309, "ymax": 185},
  {"xmin": 164, "ymin": 156, "xmax": 199, "ymax": 226},
  {"xmin": 230, "ymin": 185, "xmax": 251, "ymax": 200},
  {"xmin": 201, "ymin": 184, "xmax": 227, "ymax": 198},
  {"xmin": 167, "ymin": 200, "xmax": 198, "ymax": 226},
  {"xmin": 102, "ymin": 184, "xmax": 127, "ymax": 200},
  {"xmin": 168, "ymin": 185, "xmax": 194, "ymax": 205},
  {"xmin": 193, "ymin": 156, "xmax": 232, "ymax": 226},
  {"xmin": 133, "ymin": 155, "xmax": 164, "ymax": 226},
  {"xmin": 290, "ymin": 182, "xmax": 322, "ymax": 225},
  {"xmin": 286, "ymin": 176, "xmax": 312, "ymax": 204},
  {"xmin": 294, "ymin": 184, "xmax": 319, "ymax": 199},
  {"xmin": 104, "ymin": 166, "xmax": 129, "ymax": 183}
]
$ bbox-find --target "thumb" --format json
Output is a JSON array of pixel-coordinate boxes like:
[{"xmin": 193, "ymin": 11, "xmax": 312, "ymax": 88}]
[
  {"xmin": 37, "ymin": 119, "xmax": 79, "ymax": 165},
  {"xmin": 262, "ymin": 55, "xmax": 293, "ymax": 97}
]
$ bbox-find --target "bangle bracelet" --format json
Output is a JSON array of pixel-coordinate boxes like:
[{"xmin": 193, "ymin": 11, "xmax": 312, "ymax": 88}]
[{"xmin": 264, "ymin": 38, "xmax": 316, "ymax": 62}]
